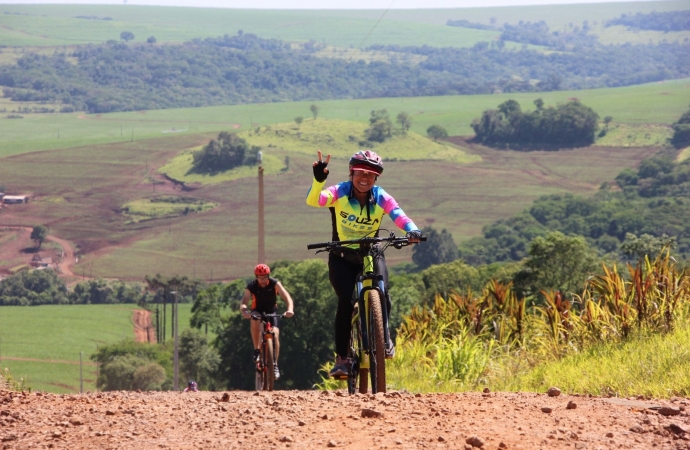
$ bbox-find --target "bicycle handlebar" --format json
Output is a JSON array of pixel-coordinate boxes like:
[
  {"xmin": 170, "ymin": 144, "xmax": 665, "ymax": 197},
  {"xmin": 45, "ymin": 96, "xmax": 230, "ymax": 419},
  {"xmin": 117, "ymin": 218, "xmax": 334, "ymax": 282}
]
[
  {"xmin": 250, "ymin": 312, "xmax": 287, "ymax": 321},
  {"xmin": 307, "ymin": 234, "xmax": 426, "ymax": 251}
]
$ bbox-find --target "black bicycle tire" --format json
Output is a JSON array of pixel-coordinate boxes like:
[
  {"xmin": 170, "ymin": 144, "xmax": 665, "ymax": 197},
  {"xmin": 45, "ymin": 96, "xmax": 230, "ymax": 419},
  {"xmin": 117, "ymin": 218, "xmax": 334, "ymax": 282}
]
[
  {"xmin": 264, "ymin": 338, "xmax": 275, "ymax": 391},
  {"xmin": 369, "ymin": 289, "xmax": 386, "ymax": 394},
  {"xmin": 347, "ymin": 324, "xmax": 358, "ymax": 395},
  {"xmin": 255, "ymin": 369, "xmax": 263, "ymax": 391}
]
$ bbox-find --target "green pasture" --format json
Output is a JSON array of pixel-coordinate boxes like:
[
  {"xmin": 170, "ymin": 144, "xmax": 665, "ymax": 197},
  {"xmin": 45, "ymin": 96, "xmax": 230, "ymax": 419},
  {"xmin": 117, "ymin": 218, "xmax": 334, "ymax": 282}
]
[
  {"xmin": 595, "ymin": 123, "xmax": 673, "ymax": 147},
  {"xmin": 0, "ymin": 4, "xmax": 497, "ymax": 49},
  {"xmin": 0, "ymin": 303, "xmax": 197, "ymax": 393},
  {"xmin": 122, "ymin": 196, "xmax": 218, "ymax": 224},
  {"xmin": 159, "ymin": 151, "xmax": 286, "ymax": 186},
  {"xmin": 0, "ymin": 1, "xmax": 687, "ymax": 49},
  {"xmin": 0, "ymin": 79, "xmax": 688, "ymax": 159},
  {"xmin": 239, "ymin": 119, "xmax": 479, "ymax": 163}
]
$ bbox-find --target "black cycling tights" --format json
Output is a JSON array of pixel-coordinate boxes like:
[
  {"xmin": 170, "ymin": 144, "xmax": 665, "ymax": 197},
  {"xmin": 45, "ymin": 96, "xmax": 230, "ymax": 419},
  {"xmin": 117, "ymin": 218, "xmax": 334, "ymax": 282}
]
[{"xmin": 328, "ymin": 252, "xmax": 390, "ymax": 359}]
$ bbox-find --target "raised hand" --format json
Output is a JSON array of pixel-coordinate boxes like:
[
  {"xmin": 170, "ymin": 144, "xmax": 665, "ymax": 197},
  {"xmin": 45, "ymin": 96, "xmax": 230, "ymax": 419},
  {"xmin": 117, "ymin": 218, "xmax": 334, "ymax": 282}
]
[{"xmin": 313, "ymin": 150, "xmax": 331, "ymax": 182}]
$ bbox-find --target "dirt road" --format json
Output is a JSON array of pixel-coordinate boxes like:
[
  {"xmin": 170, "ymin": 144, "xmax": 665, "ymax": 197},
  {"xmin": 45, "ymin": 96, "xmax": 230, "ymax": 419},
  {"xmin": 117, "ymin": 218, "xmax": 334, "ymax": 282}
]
[
  {"xmin": 132, "ymin": 310, "xmax": 156, "ymax": 344},
  {"xmin": 46, "ymin": 234, "xmax": 75, "ymax": 277},
  {"xmin": 1, "ymin": 389, "xmax": 689, "ymax": 449}
]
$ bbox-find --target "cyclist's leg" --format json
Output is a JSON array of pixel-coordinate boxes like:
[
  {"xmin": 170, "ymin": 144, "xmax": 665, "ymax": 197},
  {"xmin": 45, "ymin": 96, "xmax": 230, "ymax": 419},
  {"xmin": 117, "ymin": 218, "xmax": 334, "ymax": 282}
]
[
  {"xmin": 250, "ymin": 309, "xmax": 262, "ymax": 361},
  {"xmin": 271, "ymin": 315, "xmax": 281, "ymax": 363},
  {"xmin": 328, "ymin": 253, "xmax": 360, "ymax": 375}
]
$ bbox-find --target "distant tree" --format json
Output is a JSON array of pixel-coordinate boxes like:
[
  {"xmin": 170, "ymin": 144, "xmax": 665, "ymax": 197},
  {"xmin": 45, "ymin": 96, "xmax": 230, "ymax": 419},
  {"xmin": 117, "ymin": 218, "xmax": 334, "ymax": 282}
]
[
  {"xmin": 91, "ymin": 339, "xmax": 172, "ymax": 391},
  {"xmin": 411, "ymin": 226, "xmax": 459, "ymax": 270},
  {"xmin": 396, "ymin": 111, "xmax": 411, "ymax": 133},
  {"xmin": 190, "ymin": 284, "xmax": 222, "ymax": 334},
  {"xmin": 192, "ymin": 132, "xmax": 259, "ymax": 173},
  {"xmin": 120, "ymin": 31, "xmax": 135, "ymax": 42},
  {"xmin": 310, "ymin": 104, "xmax": 319, "ymax": 120},
  {"xmin": 294, "ymin": 116, "xmax": 303, "ymax": 128},
  {"xmin": 512, "ymin": 231, "xmax": 599, "ymax": 300},
  {"xmin": 671, "ymin": 105, "xmax": 690, "ymax": 149},
  {"xmin": 131, "ymin": 363, "xmax": 167, "ymax": 391},
  {"xmin": 179, "ymin": 328, "xmax": 221, "ymax": 390},
  {"xmin": 426, "ymin": 124, "xmax": 448, "ymax": 142},
  {"xmin": 365, "ymin": 109, "xmax": 392, "ymax": 143},
  {"xmin": 621, "ymin": 232, "xmax": 676, "ymax": 261},
  {"xmin": 30, "ymin": 225, "xmax": 48, "ymax": 249},
  {"xmin": 0, "ymin": 269, "xmax": 68, "ymax": 306},
  {"xmin": 604, "ymin": 116, "xmax": 613, "ymax": 130},
  {"xmin": 146, "ymin": 36, "xmax": 157, "ymax": 44}
]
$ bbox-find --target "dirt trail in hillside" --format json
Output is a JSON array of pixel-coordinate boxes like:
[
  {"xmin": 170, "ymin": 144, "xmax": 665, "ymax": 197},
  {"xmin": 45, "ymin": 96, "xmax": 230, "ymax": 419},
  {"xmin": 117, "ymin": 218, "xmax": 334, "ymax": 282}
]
[
  {"xmin": 1, "ymin": 389, "xmax": 689, "ymax": 449},
  {"xmin": 46, "ymin": 234, "xmax": 75, "ymax": 277},
  {"xmin": 132, "ymin": 310, "xmax": 156, "ymax": 344}
]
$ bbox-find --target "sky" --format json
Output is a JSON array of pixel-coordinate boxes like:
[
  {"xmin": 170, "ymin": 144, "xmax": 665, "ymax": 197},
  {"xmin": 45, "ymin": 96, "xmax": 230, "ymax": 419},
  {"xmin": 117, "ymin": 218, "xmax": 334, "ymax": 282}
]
[{"xmin": 0, "ymin": 0, "xmax": 658, "ymax": 9}]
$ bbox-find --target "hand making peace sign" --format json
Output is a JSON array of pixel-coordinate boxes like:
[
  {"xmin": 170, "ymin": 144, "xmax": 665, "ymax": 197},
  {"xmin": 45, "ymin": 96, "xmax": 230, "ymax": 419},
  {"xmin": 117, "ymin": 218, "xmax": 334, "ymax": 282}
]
[{"xmin": 312, "ymin": 150, "xmax": 331, "ymax": 182}]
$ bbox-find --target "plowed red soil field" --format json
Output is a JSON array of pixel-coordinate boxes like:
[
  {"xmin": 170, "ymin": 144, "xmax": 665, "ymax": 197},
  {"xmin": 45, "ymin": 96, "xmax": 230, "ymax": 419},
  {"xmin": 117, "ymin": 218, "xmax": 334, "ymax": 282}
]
[{"xmin": 2, "ymin": 389, "xmax": 689, "ymax": 450}]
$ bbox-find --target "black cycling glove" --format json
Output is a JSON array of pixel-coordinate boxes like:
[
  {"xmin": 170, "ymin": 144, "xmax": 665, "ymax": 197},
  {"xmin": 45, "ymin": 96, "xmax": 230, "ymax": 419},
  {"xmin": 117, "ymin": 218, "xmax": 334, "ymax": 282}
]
[
  {"xmin": 313, "ymin": 161, "xmax": 329, "ymax": 182},
  {"xmin": 406, "ymin": 230, "xmax": 422, "ymax": 239}
]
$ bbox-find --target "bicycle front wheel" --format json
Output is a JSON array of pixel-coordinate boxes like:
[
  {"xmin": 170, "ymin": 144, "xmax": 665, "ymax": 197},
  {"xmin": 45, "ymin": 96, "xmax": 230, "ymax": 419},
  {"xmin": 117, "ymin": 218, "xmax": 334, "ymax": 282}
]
[
  {"xmin": 263, "ymin": 338, "xmax": 275, "ymax": 391},
  {"xmin": 347, "ymin": 315, "xmax": 368, "ymax": 394},
  {"xmin": 368, "ymin": 289, "xmax": 386, "ymax": 394},
  {"xmin": 255, "ymin": 369, "xmax": 263, "ymax": 391}
]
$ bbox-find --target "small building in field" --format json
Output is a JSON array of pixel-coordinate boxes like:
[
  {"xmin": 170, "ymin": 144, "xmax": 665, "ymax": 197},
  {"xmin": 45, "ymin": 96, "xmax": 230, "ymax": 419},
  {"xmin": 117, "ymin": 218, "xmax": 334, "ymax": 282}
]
[
  {"xmin": 3, "ymin": 195, "xmax": 29, "ymax": 204},
  {"xmin": 30, "ymin": 254, "xmax": 52, "ymax": 268}
]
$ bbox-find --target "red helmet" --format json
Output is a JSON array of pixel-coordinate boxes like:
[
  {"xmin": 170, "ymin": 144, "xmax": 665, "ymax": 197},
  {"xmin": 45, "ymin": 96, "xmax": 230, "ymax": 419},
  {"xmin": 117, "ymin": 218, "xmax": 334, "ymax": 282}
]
[
  {"xmin": 349, "ymin": 150, "xmax": 383, "ymax": 175},
  {"xmin": 254, "ymin": 264, "xmax": 271, "ymax": 276}
]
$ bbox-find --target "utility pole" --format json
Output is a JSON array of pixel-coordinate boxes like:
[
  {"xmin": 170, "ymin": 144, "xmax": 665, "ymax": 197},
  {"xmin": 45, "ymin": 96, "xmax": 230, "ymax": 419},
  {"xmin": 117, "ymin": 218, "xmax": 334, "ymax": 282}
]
[
  {"xmin": 257, "ymin": 151, "xmax": 265, "ymax": 264},
  {"xmin": 171, "ymin": 291, "xmax": 179, "ymax": 391},
  {"xmin": 79, "ymin": 352, "xmax": 83, "ymax": 394}
]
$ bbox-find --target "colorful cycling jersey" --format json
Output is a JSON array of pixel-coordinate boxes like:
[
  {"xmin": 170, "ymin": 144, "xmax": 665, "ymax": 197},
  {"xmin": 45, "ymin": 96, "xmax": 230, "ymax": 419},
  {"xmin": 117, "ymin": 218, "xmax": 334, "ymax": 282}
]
[
  {"xmin": 246, "ymin": 278, "xmax": 279, "ymax": 312},
  {"xmin": 306, "ymin": 178, "xmax": 418, "ymax": 246}
]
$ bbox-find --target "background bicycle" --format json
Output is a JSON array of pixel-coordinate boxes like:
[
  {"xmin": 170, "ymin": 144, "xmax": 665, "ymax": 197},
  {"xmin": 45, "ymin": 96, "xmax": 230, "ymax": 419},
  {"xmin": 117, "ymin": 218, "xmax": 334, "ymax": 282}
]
[{"xmin": 251, "ymin": 312, "xmax": 285, "ymax": 391}]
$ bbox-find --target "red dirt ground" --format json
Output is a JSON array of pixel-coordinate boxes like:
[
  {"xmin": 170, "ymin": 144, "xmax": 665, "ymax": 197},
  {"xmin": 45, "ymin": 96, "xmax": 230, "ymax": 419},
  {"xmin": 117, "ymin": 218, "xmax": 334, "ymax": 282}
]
[{"xmin": 1, "ymin": 389, "xmax": 689, "ymax": 449}]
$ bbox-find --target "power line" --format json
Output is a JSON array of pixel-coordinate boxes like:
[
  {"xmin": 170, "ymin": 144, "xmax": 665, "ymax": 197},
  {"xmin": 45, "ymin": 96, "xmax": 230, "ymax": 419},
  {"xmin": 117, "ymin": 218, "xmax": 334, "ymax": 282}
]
[{"xmin": 348, "ymin": 0, "xmax": 397, "ymax": 62}]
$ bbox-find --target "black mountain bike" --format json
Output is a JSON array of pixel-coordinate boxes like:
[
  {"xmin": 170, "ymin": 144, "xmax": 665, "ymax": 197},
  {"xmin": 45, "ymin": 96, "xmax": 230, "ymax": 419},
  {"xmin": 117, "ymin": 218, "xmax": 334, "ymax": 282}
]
[
  {"xmin": 251, "ymin": 312, "xmax": 285, "ymax": 392},
  {"xmin": 308, "ymin": 231, "xmax": 425, "ymax": 394}
]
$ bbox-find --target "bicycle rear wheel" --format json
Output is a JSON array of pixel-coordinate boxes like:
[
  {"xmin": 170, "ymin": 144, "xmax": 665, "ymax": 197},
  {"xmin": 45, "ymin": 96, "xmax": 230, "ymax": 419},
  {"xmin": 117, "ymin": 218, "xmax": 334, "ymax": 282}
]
[
  {"xmin": 368, "ymin": 289, "xmax": 386, "ymax": 394},
  {"xmin": 263, "ymin": 338, "xmax": 275, "ymax": 391}
]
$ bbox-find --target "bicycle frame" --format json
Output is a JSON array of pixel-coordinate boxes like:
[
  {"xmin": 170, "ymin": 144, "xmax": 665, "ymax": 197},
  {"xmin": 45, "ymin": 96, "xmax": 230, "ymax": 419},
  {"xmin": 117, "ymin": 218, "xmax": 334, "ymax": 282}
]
[
  {"xmin": 353, "ymin": 253, "xmax": 389, "ymax": 372},
  {"xmin": 251, "ymin": 312, "xmax": 282, "ymax": 392}
]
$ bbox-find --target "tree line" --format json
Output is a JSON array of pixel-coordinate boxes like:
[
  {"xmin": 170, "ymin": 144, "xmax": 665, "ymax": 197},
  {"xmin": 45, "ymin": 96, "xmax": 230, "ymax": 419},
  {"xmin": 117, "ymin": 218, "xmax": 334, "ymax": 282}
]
[
  {"xmin": 606, "ymin": 10, "xmax": 690, "ymax": 32},
  {"xmin": 0, "ymin": 32, "xmax": 687, "ymax": 114},
  {"xmin": 471, "ymin": 98, "xmax": 600, "ymax": 148}
]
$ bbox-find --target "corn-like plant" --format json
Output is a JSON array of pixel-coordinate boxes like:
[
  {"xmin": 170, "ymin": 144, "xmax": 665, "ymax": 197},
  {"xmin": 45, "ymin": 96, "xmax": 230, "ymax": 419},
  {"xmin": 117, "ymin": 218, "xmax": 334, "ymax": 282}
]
[{"xmin": 1, "ymin": 367, "xmax": 31, "ymax": 392}]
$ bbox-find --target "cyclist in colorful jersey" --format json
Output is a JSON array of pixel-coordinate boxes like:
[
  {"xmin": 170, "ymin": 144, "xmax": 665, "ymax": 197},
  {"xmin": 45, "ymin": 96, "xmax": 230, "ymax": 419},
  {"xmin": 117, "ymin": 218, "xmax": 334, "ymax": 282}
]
[
  {"xmin": 240, "ymin": 264, "xmax": 295, "ymax": 380},
  {"xmin": 306, "ymin": 150, "xmax": 422, "ymax": 378}
]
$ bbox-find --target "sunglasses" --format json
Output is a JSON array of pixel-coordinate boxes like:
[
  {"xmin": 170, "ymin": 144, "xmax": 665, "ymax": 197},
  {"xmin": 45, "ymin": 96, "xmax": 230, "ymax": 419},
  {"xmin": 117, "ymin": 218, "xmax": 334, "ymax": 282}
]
[{"xmin": 256, "ymin": 275, "xmax": 269, "ymax": 280}]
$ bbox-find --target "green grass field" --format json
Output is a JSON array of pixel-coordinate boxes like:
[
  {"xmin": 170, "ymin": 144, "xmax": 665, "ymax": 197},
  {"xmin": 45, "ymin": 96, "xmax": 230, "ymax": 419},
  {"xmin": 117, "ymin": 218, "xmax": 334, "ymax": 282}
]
[
  {"xmin": 0, "ymin": 303, "xmax": 197, "ymax": 393},
  {"xmin": 0, "ymin": 79, "xmax": 687, "ymax": 159},
  {"xmin": 0, "ymin": 1, "xmax": 687, "ymax": 48}
]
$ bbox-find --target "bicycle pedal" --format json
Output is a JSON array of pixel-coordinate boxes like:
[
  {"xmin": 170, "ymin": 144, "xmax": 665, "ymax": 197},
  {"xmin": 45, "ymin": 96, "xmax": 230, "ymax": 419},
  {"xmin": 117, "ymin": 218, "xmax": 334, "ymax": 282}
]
[{"xmin": 331, "ymin": 374, "xmax": 348, "ymax": 380}]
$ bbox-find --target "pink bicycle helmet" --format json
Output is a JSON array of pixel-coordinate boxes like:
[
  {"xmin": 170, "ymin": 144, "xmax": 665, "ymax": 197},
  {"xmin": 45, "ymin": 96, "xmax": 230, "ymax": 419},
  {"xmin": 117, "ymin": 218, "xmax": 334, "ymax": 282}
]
[
  {"xmin": 349, "ymin": 150, "xmax": 383, "ymax": 175},
  {"xmin": 254, "ymin": 264, "xmax": 271, "ymax": 276}
]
